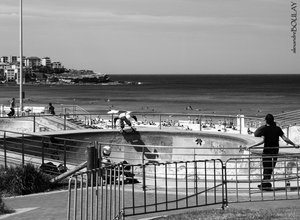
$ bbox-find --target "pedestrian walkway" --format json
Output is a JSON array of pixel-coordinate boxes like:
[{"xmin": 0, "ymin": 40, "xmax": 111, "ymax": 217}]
[{"xmin": 2, "ymin": 189, "xmax": 300, "ymax": 220}]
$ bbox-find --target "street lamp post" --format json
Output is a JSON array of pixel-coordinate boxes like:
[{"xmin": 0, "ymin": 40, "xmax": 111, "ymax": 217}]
[{"xmin": 19, "ymin": 0, "xmax": 23, "ymax": 112}]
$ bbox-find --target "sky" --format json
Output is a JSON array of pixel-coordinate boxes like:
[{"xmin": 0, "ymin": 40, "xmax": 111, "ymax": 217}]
[{"xmin": 0, "ymin": 0, "xmax": 299, "ymax": 75}]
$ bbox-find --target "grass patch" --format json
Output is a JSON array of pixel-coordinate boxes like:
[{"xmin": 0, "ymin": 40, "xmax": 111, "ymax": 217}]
[{"xmin": 155, "ymin": 207, "xmax": 299, "ymax": 220}]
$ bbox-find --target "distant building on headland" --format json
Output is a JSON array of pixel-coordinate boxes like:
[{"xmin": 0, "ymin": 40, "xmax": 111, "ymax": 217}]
[
  {"xmin": 0, "ymin": 55, "xmax": 65, "ymax": 84},
  {"xmin": 52, "ymin": 62, "xmax": 62, "ymax": 69},
  {"xmin": 41, "ymin": 57, "xmax": 51, "ymax": 67},
  {"xmin": 0, "ymin": 55, "xmax": 110, "ymax": 85},
  {"xmin": 25, "ymin": 57, "xmax": 41, "ymax": 68}
]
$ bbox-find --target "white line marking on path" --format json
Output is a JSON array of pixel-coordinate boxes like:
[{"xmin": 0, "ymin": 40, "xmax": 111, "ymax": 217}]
[{"xmin": 0, "ymin": 207, "xmax": 39, "ymax": 219}]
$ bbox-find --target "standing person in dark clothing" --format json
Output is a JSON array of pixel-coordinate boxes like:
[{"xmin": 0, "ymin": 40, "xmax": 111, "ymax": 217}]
[
  {"xmin": 7, "ymin": 98, "xmax": 15, "ymax": 117},
  {"xmin": 48, "ymin": 103, "xmax": 55, "ymax": 115},
  {"xmin": 247, "ymin": 114, "xmax": 299, "ymax": 189}
]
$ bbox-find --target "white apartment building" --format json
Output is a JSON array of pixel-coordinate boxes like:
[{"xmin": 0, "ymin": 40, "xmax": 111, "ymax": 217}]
[
  {"xmin": 41, "ymin": 57, "xmax": 51, "ymax": 67},
  {"xmin": 9, "ymin": 56, "xmax": 18, "ymax": 63},
  {"xmin": 52, "ymin": 62, "xmax": 62, "ymax": 69},
  {"xmin": 17, "ymin": 56, "xmax": 26, "ymax": 62},
  {"xmin": 0, "ymin": 56, "xmax": 8, "ymax": 63},
  {"xmin": 25, "ymin": 57, "xmax": 41, "ymax": 67},
  {"xmin": 0, "ymin": 62, "xmax": 10, "ymax": 70},
  {"xmin": 4, "ymin": 69, "xmax": 17, "ymax": 82}
]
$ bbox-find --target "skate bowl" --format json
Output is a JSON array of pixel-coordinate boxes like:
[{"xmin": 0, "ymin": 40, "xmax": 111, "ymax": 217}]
[
  {"xmin": 2, "ymin": 128, "xmax": 299, "ymax": 184},
  {"xmin": 40, "ymin": 128, "xmax": 258, "ymax": 164}
]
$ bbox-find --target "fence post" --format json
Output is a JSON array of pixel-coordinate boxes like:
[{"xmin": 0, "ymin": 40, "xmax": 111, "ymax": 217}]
[
  {"xmin": 87, "ymin": 143, "xmax": 97, "ymax": 185},
  {"xmin": 22, "ymin": 133, "xmax": 25, "ymax": 166},
  {"xmin": 97, "ymin": 142, "xmax": 102, "ymax": 168},
  {"xmin": 64, "ymin": 114, "xmax": 67, "ymax": 130},
  {"xmin": 63, "ymin": 140, "xmax": 67, "ymax": 168},
  {"xmin": 222, "ymin": 161, "xmax": 228, "ymax": 209},
  {"xmin": 4, "ymin": 132, "xmax": 7, "ymax": 169},
  {"xmin": 42, "ymin": 137, "xmax": 45, "ymax": 164},
  {"xmin": 159, "ymin": 114, "xmax": 162, "ymax": 130},
  {"xmin": 142, "ymin": 147, "xmax": 146, "ymax": 191},
  {"xmin": 33, "ymin": 114, "xmax": 36, "ymax": 132},
  {"xmin": 199, "ymin": 115, "xmax": 202, "ymax": 131},
  {"xmin": 87, "ymin": 144, "xmax": 97, "ymax": 171}
]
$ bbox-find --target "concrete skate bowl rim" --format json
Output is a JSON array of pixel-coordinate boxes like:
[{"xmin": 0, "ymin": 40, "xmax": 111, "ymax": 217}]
[{"xmin": 40, "ymin": 128, "xmax": 259, "ymax": 161}]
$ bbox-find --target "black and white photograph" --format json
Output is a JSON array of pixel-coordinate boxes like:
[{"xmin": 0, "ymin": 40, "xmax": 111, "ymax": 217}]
[{"xmin": 0, "ymin": 1, "xmax": 300, "ymax": 219}]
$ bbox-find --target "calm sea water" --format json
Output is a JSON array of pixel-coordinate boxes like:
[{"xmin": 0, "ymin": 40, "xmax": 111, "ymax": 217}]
[{"xmin": 0, "ymin": 74, "xmax": 299, "ymax": 117}]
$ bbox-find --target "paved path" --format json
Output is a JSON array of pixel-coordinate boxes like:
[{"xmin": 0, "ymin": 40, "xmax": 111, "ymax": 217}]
[
  {"xmin": 2, "ymin": 189, "xmax": 300, "ymax": 220},
  {"xmin": 2, "ymin": 190, "xmax": 69, "ymax": 220}
]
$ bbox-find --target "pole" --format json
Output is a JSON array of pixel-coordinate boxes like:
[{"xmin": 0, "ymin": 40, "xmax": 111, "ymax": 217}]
[{"xmin": 19, "ymin": 0, "xmax": 23, "ymax": 112}]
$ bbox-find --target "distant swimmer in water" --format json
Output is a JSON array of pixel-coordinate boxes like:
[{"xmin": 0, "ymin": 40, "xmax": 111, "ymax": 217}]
[{"xmin": 112, "ymin": 110, "xmax": 138, "ymax": 133}]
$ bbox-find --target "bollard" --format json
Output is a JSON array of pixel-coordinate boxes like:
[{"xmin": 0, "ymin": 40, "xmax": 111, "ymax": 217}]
[
  {"xmin": 87, "ymin": 145, "xmax": 97, "ymax": 171},
  {"xmin": 87, "ymin": 144, "xmax": 98, "ymax": 186}
]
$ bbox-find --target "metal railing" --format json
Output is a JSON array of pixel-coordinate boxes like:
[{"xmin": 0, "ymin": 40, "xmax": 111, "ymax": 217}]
[
  {"xmin": 67, "ymin": 150, "xmax": 300, "ymax": 220},
  {"xmin": 226, "ymin": 148, "xmax": 300, "ymax": 204},
  {"xmin": 67, "ymin": 159, "xmax": 227, "ymax": 220},
  {"xmin": 1, "ymin": 106, "xmax": 266, "ymax": 135},
  {"xmin": 2, "ymin": 104, "xmax": 300, "ymax": 135},
  {"xmin": 0, "ymin": 130, "xmax": 90, "ymax": 172}
]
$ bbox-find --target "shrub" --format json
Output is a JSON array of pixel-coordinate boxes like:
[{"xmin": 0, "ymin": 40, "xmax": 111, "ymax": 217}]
[{"xmin": 0, "ymin": 163, "xmax": 52, "ymax": 196}]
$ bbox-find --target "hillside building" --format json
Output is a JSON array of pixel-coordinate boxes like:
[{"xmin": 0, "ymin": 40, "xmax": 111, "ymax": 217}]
[
  {"xmin": 52, "ymin": 62, "xmax": 62, "ymax": 69},
  {"xmin": 41, "ymin": 57, "xmax": 51, "ymax": 67},
  {"xmin": 25, "ymin": 57, "xmax": 41, "ymax": 67},
  {"xmin": 9, "ymin": 56, "xmax": 18, "ymax": 64},
  {"xmin": 0, "ymin": 56, "xmax": 8, "ymax": 63},
  {"xmin": 4, "ymin": 69, "xmax": 17, "ymax": 82}
]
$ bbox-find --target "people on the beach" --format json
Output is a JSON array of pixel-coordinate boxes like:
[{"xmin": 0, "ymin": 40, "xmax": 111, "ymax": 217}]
[
  {"xmin": 246, "ymin": 113, "xmax": 299, "ymax": 190},
  {"xmin": 7, "ymin": 98, "xmax": 15, "ymax": 117},
  {"xmin": 112, "ymin": 110, "xmax": 137, "ymax": 133},
  {"xmin": 48, "ymin": 103, "xmax": 55, "ymax": 115}
]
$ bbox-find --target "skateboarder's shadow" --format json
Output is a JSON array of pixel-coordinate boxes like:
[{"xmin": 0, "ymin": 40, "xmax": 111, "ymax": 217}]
[{"xmin": 122, "ymin": 131, "xmax": 157, "ymax": 160}]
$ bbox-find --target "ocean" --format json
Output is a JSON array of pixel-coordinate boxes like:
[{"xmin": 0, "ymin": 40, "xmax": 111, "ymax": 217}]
[{"xmin": 0, "ymin": 74, "xmax": 299, "ymax": 117}]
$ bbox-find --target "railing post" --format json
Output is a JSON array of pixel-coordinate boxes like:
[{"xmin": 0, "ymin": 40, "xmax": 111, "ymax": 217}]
[
  {"xmin": 22, "ymin": 133, "xmax": 25, "ymax": 166},
  {"xmin": 87, "ymin": 143, "xmax": 97, "ymax": 171},
  {"xmin": 33, "ymin": 113, "xmax": 36, "ymax": 132},
  {"xmin": 159, "ymin": 114, "xmax": 162, "ymax": 130},
  {"xmin": 142, "ymin": 146, "xmax": 146, "ymax": 191},
  {"xmin": 63, "ymin": 140, "xmax": 67, "ymax": 168},
  {"xmin": 222, "ymin": 161, "xmax": 228, "ymax": 209},
  {"xmin": 64, "ymin": 114, "xmax": 67, "ymax": 130},
  {"xmin": 199, "ymin": 115, "xmax": 202, "ymax": 131},
  {"xmin": 4, "ymin": 131, "xmax": 7, "ymax": 169},
  {"xmin": 41, "ymin": 137, "xmax": 45, "ymax": 164},
  {"xmin": 87, "ymin": 143, "xmax": 97, "ymax": 185}
]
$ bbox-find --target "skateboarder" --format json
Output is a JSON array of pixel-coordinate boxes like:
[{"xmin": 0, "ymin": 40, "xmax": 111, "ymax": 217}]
[
  {"xmin": 113, "ymin": 111, "xmax": 138, "ymax": 133},
  {"xmin": 247, "ymin": 114, "xmax": 299, "ymax": 190}
]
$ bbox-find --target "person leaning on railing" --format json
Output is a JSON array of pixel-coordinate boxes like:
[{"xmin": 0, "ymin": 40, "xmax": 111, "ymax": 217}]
[{"xmin": 246, "ymin": 113, "xmax": 299, "ymax": 190}]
